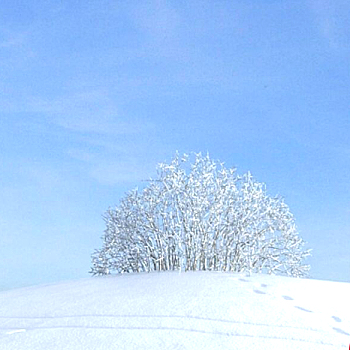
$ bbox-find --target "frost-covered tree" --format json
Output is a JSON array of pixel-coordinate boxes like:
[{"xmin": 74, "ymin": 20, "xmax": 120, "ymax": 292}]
[{"xmin": 91, "ymin": 152, "xmax": 310, "ymax": 277}]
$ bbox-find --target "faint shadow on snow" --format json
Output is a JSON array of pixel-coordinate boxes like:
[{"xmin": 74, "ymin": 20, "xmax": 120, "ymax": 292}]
[
  {"xmin": 332, "ymin": 316, "xmax": 342, "ymax": 323},
  {"xmin": 332, "ymin": 327, "xmax": 350, "ymax": 336},
  {"xmin": 294, "ymin": 306, "xmax": 313, "ymax": 313},
  {"xmin": 1, "ymin": 314, "xmax": 342, "ymax": 348},
  {"xmin": 0, "ymin": 313, "xmax": 326, "ymax": 333},
  {"xmin": 253, "ymin": 290, "xmax": 266, "ymax": 295}
]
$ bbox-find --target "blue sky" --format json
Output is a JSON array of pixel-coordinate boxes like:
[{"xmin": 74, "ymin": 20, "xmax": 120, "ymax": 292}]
[{"xmin": 0, "ymin": 0, "xmax": 349, "ymax": 290}]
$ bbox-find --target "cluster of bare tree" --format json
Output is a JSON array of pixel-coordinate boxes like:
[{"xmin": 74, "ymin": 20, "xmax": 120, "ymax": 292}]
[{"xmin": 91, "ymin": 153, "xmax": 310, "ymax": 277}]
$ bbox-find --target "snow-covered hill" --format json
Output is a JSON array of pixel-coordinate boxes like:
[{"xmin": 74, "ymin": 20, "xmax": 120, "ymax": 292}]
[{"xmin": 0, "ymin": 272, "xmax": 349, "ymax": 349}]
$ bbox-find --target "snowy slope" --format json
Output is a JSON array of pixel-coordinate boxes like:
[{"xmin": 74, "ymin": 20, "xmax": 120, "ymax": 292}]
[{"xmin": 0, "ymin": 272, "xmax": 349, "ymax": 349}]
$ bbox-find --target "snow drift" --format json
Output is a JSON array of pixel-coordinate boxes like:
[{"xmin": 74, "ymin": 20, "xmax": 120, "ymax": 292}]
[{"xmin": 0, "ymin": 272, "xmax": 349, "ymax": 349}]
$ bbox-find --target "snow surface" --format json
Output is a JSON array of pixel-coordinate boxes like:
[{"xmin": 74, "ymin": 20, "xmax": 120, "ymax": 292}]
[{"xmin": 0, "ymin": 272, "xmax": 349, "ymax": 349}]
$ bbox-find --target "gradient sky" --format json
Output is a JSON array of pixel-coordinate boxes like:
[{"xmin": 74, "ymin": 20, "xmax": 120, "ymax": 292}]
[{"xmin": 1, "ymin": 0, "xmax": 349, "ymax": 290}]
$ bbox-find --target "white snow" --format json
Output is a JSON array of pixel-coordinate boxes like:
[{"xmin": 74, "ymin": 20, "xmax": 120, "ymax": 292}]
[{"xmin": 0, "ymin": 272, "xmax": 349, "ymax": 349}]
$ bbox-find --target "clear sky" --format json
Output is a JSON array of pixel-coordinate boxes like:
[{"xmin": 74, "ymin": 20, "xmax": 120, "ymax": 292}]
[{"xmin": 0, "ymin": 0, "xmax": 349, "ymax": 290}]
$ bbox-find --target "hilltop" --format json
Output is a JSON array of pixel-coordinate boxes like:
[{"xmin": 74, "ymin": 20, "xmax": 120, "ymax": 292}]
[{"xmin": 0, "ymin": 272, "xmax": 349, "ymax": 349}]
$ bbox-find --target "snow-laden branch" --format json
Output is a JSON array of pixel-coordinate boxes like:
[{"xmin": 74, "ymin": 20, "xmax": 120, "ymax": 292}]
[{"xmin": 91, "ymin": 152, "xmax": 311, "ymax": 277}]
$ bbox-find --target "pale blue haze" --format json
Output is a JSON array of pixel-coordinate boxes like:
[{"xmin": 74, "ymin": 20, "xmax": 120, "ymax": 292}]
[{"xmin": 0, "ymin": 0, "xmax": 349, "ymax": 290}]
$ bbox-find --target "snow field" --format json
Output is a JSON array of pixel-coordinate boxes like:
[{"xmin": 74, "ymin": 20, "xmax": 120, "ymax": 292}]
[{"xmin": 0, "ymin": 272, "xmax": 349, "ymax": 349}]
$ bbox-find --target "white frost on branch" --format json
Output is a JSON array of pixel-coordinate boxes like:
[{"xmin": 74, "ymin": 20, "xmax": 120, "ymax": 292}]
[{"xmin": 91, "ymin": 152, "xmax": 310, "ymax": 277}]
